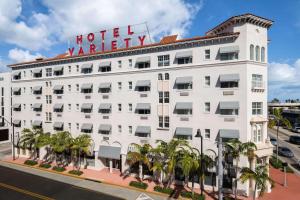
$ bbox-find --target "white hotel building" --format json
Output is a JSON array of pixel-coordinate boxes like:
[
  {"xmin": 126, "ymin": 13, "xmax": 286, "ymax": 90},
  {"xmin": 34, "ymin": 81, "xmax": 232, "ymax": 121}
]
[{"xmin": 7, "ymin": 13, "xmax": 274, "ymax": 195}]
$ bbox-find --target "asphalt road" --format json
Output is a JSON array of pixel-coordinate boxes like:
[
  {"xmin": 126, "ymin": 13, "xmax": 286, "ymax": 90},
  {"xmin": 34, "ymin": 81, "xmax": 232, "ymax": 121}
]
[{"xmin": 0, "ymin": 165, "xmax": 123, "ymax": 200}]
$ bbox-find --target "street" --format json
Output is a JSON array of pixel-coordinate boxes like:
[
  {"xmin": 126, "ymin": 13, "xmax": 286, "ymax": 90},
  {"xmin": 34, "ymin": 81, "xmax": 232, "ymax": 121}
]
[{"xmin": 0, "ymin": 165, "xmax": 123, "ymax": 200}]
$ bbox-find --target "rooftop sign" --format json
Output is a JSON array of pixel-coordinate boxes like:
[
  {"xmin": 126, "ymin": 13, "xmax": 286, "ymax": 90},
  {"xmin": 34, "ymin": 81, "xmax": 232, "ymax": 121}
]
[{"xmin": 68, "ymin": 23, "xmax": 151, "ymax": 56}]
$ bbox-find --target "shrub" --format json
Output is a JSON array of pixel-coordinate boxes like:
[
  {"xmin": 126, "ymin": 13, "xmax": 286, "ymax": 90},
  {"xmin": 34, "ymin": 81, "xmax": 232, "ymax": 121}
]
[
  {"xmin": 52, "ymin": 166, "xmax": 66, "ymax": 172},
  {"xmin": 39, "ymin": 163, "xmax": 51, "ymax": 169},
  {"xmin": 24, "ymin": 160, "xmax": 38, "ymax": 166},
  {"xmin": 180, "ymin": 191, "xmax": 205, "ymax": 200},
  {"xmin": 153, "ymin": 186, "xmax": 174, "ymax": 195},
  {"xmin": 68, "ymin": 170, "xmax": 83, "ymax": 176},
  {"xmin": 270, "ymin": 156, "xmax": 294, "ymax": 173},
  {"xmin": 129, "ymin": 181, "xmax": 148, "ymax": 190}
]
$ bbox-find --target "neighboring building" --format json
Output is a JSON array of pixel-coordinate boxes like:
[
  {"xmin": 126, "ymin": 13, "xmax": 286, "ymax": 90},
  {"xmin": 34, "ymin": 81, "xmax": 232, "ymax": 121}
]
[
  {"xmin": 281, "ymin": 109, "xmax": 300, "ymax": 131},
  {"xmin": 7, "ymin": 13, "xmax": 273, "ymax": 196},
  {"xmin": 268, "ymin": 102, "xmax": 300, "ymax": 114},
  {"xmin": 0, "ymin": 72, "xmax": 11, "ymax": 144}
]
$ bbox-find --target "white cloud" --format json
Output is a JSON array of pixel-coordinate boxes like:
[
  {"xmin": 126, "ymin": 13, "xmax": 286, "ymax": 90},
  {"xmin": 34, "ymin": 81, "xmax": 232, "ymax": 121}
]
[{"xmin": 8, "ymin": 48, "xmax": 43, "ymax": 63}]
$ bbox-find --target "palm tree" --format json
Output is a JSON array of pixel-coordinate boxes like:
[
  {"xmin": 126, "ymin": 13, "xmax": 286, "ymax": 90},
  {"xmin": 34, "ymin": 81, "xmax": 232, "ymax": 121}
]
[
  {"xmin": 150, "ymin": 147, "xmax": 165, "ymax": 184},
  {"xmin": 268, "ymin": 108, "xmax": 291, "ymax": 162},
  {"xmin": 50, "ymin": 131, "xmax": 72, "ymax": 167},
  {"xmin": 19, "ymin": 127, "xmax": 44, "ymax": 159},
  {"xmin": 239, "ymin": 165, "xmax": 274, "ymax": 200},
  {"xmin": 178, "ymin": 149, "xmax": 199, "ymax": 186},
  {"xmin": 37, "ymin": 132, "xmax": 52, "ymax": 163},
  {"xmin": 70, "ymin": 134, "xmax": 92, "ymax": 171},
  {"xmin": 126, "ymin": 143, "xmax": 152, "ymax": 179}
]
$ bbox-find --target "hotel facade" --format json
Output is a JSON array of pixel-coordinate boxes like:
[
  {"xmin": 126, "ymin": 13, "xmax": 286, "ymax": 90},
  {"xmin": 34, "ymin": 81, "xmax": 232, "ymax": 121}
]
[{"xmin": 6, "ymin": 14, "xmax": 273, "ymax": 195}]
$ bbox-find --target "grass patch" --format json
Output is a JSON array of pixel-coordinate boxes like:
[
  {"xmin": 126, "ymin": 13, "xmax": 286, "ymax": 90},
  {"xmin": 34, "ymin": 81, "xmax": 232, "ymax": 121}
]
[
  {"xmin": 129, "ymin": 181, "xmax": 148, "ymax": 190},
  {"xmin": 270, "ymin": 156, "xmax": 294, "ymax": 173},
  {"xmin": 52, "ymin": 166, "xmax": 66, "ymax": 172},
  {"xmin": 39, "ymin": 163, "xmax": 51, "ymax": 169},
  {"xmin": 180, "ymin": 191, "xmax": 205, "ymax": 200},
  {"xmin": 153, "ymin": 186, "xmax": 174, "ymax": 195},
  {"xmin": 24, "ymin": 160, "xmax": 38, "ymax": 166},
  {"xmin": 68, "ymin": 170, "xmax": 83, "ymax": 176}
]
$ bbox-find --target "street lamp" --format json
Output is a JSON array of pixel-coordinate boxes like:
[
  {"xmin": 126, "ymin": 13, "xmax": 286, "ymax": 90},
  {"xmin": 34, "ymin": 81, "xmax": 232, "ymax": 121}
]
[
  {"xmin": 0, "ymin": 116, "xmax": 15, "ymax": 160},
  {"xmin": 196, "ymin": 129, "xmax": 204, "ymax": 196}
]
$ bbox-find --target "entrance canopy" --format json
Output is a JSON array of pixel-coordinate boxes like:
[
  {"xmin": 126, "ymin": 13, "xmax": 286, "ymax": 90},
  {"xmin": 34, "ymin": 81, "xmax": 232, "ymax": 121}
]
[{"xmin": 98, "ymin": 145, "xmax": 121, "ymax": 160}]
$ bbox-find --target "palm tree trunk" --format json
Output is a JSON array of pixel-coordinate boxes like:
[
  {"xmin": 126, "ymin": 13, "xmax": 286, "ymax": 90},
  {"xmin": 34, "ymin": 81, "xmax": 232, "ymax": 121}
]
[
  {"xmin": 253, "ymin": 182, "xmax": 257, "ymax": 200},
  {"xmin": 139, "ymin": 162, "xmax": 143, "ymax": 180},
  {"xmin": 191, "ymin": 177, "xmax": 195, "ymax": 196},
  {"xmin": 235, "ymin": 160, "xmax": 238, "ymax": 200}
]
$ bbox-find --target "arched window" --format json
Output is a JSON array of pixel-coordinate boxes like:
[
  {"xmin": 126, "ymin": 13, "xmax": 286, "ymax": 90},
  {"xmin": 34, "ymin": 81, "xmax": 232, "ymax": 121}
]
[
  {"xmin": 250, "ymin": 44, "xmax": 254, "ymax": 60},
  {"xmin": 165, "ymin": 73, "xmax": 169, "ymax": 80},
  {"xmin": 253, "ymin": 124, "xmax": 263, "ymax": 143},
  {"xmin": 255, "ymin": 46, "xmax": 260, "ymax": 61},
  {"xmin": 261, "ymin": 47, "xmax": 265, "ymax": 62},
  {"xmin": 158, "ymin": 73, "xmax": 163, "ymax": 80}
]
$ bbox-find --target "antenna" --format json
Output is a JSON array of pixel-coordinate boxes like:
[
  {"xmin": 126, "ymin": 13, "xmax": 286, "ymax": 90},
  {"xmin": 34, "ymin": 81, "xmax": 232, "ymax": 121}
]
[{"xmin": 145, "ymin": 22, "xmax": 152, "ymax": 44}]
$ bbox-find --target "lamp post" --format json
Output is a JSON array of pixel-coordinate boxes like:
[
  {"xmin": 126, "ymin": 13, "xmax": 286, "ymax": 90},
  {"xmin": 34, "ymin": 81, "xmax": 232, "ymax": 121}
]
[
  {"xmin": 282, "ymin": 162, "xmax": 288, "ymax": 187},
  {"xmin": 0, "ymin": 116, "xmax": 15, "ymax": 160},
  {"xmin": 196, "ymin": 129, "xmax": 204, "ymax": 196}
]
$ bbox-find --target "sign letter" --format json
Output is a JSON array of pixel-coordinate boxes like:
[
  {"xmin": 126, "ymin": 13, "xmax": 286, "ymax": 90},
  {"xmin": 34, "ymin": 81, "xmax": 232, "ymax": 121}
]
[
  {"xmin": 128, "ymin": 25, "xmax": 134, "ymax": 35},
  {"xmin": 78, "ymin": 47, "xmax": 84, "ymax": 55},
  {"xmin": 100, "ymin": 30, "xmax": 106, "ymax": 40},
  {"xmin": 89, "ymin": 44, "xmax": 96, "ymax": 54},
  {"xmin": 113, "ymin": 28, "xmax": 120, "ymax": 38},
  {"xmin": 87, "ymin": 33, "xmax": 95, "ymax": 42},
  {"xmin": 124, "ymin": 38, "xmax": 131, "ymax": 48},
  {"xmin": 68, "ymin": 47, "xmax": 75, "ymax": 56},
  {"xmin": 111, "ymin": 40, "xmax": 117, "ymax": 50},
  {"xmin": 76, "ymin": 35, "xmax": 83, "ymax": 45},
  {"xmin": 138, "ymin": 35, "xmax": 146, "ymax": 46}
]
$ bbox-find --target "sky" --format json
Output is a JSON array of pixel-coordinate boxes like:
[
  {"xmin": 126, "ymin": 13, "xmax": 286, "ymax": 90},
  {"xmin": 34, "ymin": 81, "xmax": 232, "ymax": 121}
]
[{"xmin": 0, "ymin": 0, "xmax": 299, "ymax": 101}]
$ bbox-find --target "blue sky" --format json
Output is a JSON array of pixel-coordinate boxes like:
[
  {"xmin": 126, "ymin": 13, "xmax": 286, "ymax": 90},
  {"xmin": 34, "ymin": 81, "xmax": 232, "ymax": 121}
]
[{"xmin": 0, "ymin": 0, "xmax": 299, "ymax": 101}]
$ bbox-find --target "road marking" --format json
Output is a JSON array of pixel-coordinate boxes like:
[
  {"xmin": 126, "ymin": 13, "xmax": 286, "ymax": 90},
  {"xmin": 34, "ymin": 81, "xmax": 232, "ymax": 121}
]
[
  {"xmin": 0, "ymin": 182, "xmax": 55, "ymax": 200},
  {"xmin": 136, "ymin": 193, "xmax": 154, "ymax": 200}
]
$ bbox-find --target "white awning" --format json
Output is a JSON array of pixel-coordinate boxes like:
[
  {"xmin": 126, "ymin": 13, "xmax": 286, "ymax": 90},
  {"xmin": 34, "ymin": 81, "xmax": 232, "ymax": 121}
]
[
  {"xmin": 135, "ymin": 126, "xmax": 151, "ymax": 134},
  {"xmin": 175, "ymin": 102, "xmax": 193, "ymax": 110},
  {"xmin": 98, "ymin": 146, "xmax": 121, "ymax": 160},
  {"xmin": 33, "ymin": 86, "xmax": 42, "ymax": 91},
  {"xmin": 175, "ymin": 76, "xmax": 193, "ymax": 84},
  {"xmin": 12, "ymin": 104, "xmax": 21, "ymax": 108},
  {"xmin": 81, "ymin": 63, "xmax": 93, "ymax": 70},
  {"xmin": 12, "ymin": 88, "xmax": 21, "ymax": 93},
  {"xmin": 53, "ymin": 103, "xmax": 63, "ymax": 110},
  {"xmin": 219, "ymin": 46, "xmax": 239, "ymax": 54},
  {"xmin": 175, "ymin": 127, "xmax": 193, "ymax": 136},
  {"xmin": 13, "ymin": 120, "xmax": 21, "ymax": 125},
  {"xmin": 32, "ymin": 103, "xmax": 42, "ymax": 109},
  {"xmin": 53, "ymin": 66, "xmax": 63, "ymax": 71},
  {"xmin": 81, "ymin": 83, "xmax": 93, "ymax": 90},
  {"xmin": 136, "ymin": 56, "xmax": 151, "ymax": 63},
  {"xmin": 99, "ymin": 103, "xmax": 111, "ymax": 110},
  {"xmin": 33, "ymin": 68, "xmax": 42, "ymax": 73},
  {"xmin": 219, "ymin": 129, "xmax": 239, "ymax": 139},
  {"xmin": 81, "ymin": 123, "xmax": 93, "ymax": 131},
  {"xmin": 220, "ymin": 74, "xmax": 240, "ymax": 82},
  {"xmin": 53, "ymin": 122, "xmax": 64, "ymax": 129},
  {"xmin": 53, "ymin": 85, "xmax": 64, "ymax": 91},
  {"xmin": 99, "ymin": 61, "xmax": 111, "ymax": 68},
  {"xmin": 99, "ymin": 82, "xmax": 111, "ymax": 89},
  {"xmin": 219, "ymin": 101, "xmax": 239, "ymax": 109},
  {"xmin": 99, "ymin": 124, "xmax": 112, "ymax": 132},
  {"xmin": 135, "ymin": 80, "xmax": 151, "ymax": 87},
  {"xmin": 175, "ymin": 51, "xmax": 193, "ymax": 58},
  {"xmin": 12, "ymin": 71, "xmax": 21, "ymax": 76},
  {"xmin": 81, "ymin": 103, "xmax": 93, "ymax": 110},
  {"xmin": 136, "ymin": 103, "xmax": 151, "ymax": 110},
  {"xmin": 32, "ymin": 120, "xmax": 42, "ymax": 127}
]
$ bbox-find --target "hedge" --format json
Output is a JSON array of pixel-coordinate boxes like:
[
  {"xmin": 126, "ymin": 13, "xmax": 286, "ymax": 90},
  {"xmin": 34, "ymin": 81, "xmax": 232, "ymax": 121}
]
[
  {"xmin": 270, "ymin": 156, "xmax": 294, "ymax": 173},
  {"xmin": 153, "ymin": 186, "xmax": 174, "ymax": 195},
  {"xmin": 68, "ymin": 170, "xmax": 83, "ymax": 176},
  {"xmin": 52, "ymin": 166, "xmax": 66, "ymax": 172},
  {"xmin": 24, "ymin": 160, "xmax": 38, "ymax": 166},
  {"xmin": 39, "ymin": 163, "xmax": 51, "ymax": 169},
  {"xmin": 129, "ymin": 181, "xmax": 148, "ymax": 190},
  {"xmin": 180, "ymin": 191, "xmax": 205, "ymax": 200}
]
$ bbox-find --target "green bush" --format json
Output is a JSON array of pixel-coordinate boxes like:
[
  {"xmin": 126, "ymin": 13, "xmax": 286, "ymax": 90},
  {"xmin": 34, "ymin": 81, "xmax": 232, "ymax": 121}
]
[
  {"xmin": 39, "ymin": 163, "xmax": 51, "ymax": 169},
  {"xmin": 24, "ymin": 160, "xmax": 38, "ymax": 166},
  {"xmin": 270, "ymin": 156, "xmax": 294, "ymax": 173},
  {"xmin": 180, "ymin": 191, "xmax": 205, "ymax": 200},
  {"xmin": 52, "ymin": 166, "xmax": 66, "ymax": 172},
  {"xmin": 153, "ymin": 186, "xmax": 174, "ymax": 195},
  {"xmin": 68, "ymin": 170, "xmax": 83, "ymax": 176},
  {"xmin": 129, "ymin": 181, "xmax": 148, "ymax": 190}
]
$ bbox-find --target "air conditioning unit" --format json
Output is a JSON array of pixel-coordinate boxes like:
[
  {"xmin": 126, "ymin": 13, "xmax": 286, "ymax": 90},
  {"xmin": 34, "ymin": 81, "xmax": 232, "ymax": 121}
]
[
  {"xmin": 85, "ymin": 115, "xmax": 91, "ymax": 118},
  {"xmin": 224, "ymin": 117, "xmax": 235, "ymax": 122},
  {"xmin": 57, "ymin": 96, "xmax": 62, "ymax": 99},
  {"xmin": 140, "ymin": 116, "xmax": 148, "ymax": 120},
  {"xmin": 103, "ymin": 136, "xmax": 109, "ymax": 140},
  {"xmin": 140, "ymin": 93, "xmax": 148, "ymax": 98},
  {"xmin": 85, "ymin": 95, "xmax": 91, "ymax": 99},
  {"xmin": 36, "ymin": 96, "xmax": 41, "ymax": 99},
  {"xmin": 223, "ymin": 91, "xmax": 234, "ymax": 96},
  {"xmin": 103, "ymin": 116, "xmax": 109, "ymax": 119},
  {"xmin": 180, "ymin": 117, "xmax": 189, "ymax": 121},
  {"xmin": 102, "ymin": 95, "xmax": 109, "ymax": 99},
  {"xmin": 180, "ymin": 92, "xmax": 189, "ymax": 96}
]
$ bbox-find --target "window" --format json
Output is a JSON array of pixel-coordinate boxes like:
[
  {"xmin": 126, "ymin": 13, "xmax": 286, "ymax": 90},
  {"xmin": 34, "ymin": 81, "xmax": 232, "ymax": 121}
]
[
  {"xmin": 261, "ymin": 47, "xmax": 265, "ymax": 62},
  {"xmin": 205, "ymin": 102, "xmax": 210, "ymax": 113},
  {"xmin": 164, "ymin": 92, "xmax": 169, "ymax": 103},
  {"xmin": 128, "ymin": 81, "xmax": 132, "ymax": 90},
  {"xmin": 159, "ymin": 116, "xmax": 169, "ymax": 128},
  {"xmin": 118, "ymin": 125, "xmax": 122, "ymax": 133},
  {"xmin": 137, "ymin": 62, "xmax": 150, "ymax": 69},
  {"xmin": 204, "ymin": 129, "xmax": 210, "ymax": 139},
  {"xmin": 252, "ymin": 102, "xmax": 263, "ymax": 115},
  {"xmin": 129, "ymin": 126, "xmax": 132, "ymax": 134},
  {"xmin": 158, "ymin": 55, "xmax": 170, "ymax": 67},
  {"xmin": 220, "ymin": 53, "xmax": 238, "ymax": 60},
  {"xmin": 159, "ymin": 92, "xmax": 163, "ymax": 103},
  {"xmin": 76, "ymin": 84, "xmax": 79, "ymax": 91},
  {"xmin": 253, "ymin": 124, "xmax": 262, "ymax": 143},
  {"xmin": 220, "ymin": 81, "xmax": 238, "ymax": 88},
  {"xmin": 23, "ymin": 71, "xmax": 26, "ymax": 77},
  {"xmin": 205, "ymin": 49, "xmax": 210, "ymax": 59},
  {"xmin": 128, "ymin": 104, "xmax": 132, "ymax": 112},
  {"xmin": 176, "ymin": 83, "xmax": 192, "ymax": 90},
  {"xmin": 68, "ymin": 104, "xmax": 71, "ymax": 111},
  {"xmin": 68, "ymin": 85, "xmax": 71, "ymax": 92},
  {"xmin": 164, "ymin": 116, "xmax": 169, "ymax": 128},
  {"xmin": 158, "ymin": 73, "xmax": 163, "ymax": 80},
  {"xmin": 129, "ymin": 59, "xmax": 132, "ymax": 67},
  {"xmin": 68, "ymin": 123, "xmax": 71, "ymax": 130},
  {"xmin": 76, "ymin": 123, "xmax": 79, "ymax": 130},
  {"xmin": 159, "ymin": 116, "xmax": 163, "ymax": 128},
  {"xmin": 250, "ymin": 44, "xmax": 254, "ymax": 60},
  {"xmin": 23, "ymin": 104, "xmax": 26, "ymax": 110},
  {"xmin": 255, "ymin": 46, "xmax": 260, "ymax": 61},
  {"xmin": 76, "ymin": 65, "xmax": 79, "ymax": 72},
  {"xmin": 118, "ymin": 82, "xmax": 122, "ymax": 90},
  {"xmin": 118, "ymin": 104, "xmax": 122, "ymax": 112},
  {"xmin": 165, "ymin": 73, "xmax": 169, "ymax": 80},
  {"xmin": 205, "ymin": 76, "xmax": 210, "ymax": 87},
  {"xmin": 48, "ymin": 112, "xmax": 52, "ymax": 122},
  {"xmin": 118, "ymin": 60, "xmax": 122, "ymax": 68},
  {"xmin": 68, "ymin": 66, "xmax": 71, "ymax": 73},
  {"xmin": 54, "ymin": 68, "xmax": 64, "ymax": 76},
  {"xmin": 76, "ymin": 104, "xmax": 79, "ymax": 111},
  {"xmin": 177, "ymin": 57, "xmax": 192, "ymax": 64},
  {"xmin": 252, "ymin": 74, "xmax": 263, "ymax": 88},
  {"xmin": 46, "ymin": 95, "xmax": 52, "ymax": 104},
  {"xmin": 220, "ymin": 109, "xmax": 238, "ymax": 115},
  {"xmin": 99, "ymin": 66, "xmax": 111, "ymax": 72},
  {"xmin": 46, "ymin": 68, "xmax": 52, "ymax": 77}
]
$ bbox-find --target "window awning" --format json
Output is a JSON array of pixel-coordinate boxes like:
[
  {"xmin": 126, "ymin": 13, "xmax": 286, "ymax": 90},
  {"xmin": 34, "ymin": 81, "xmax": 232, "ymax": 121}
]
[
  {"xmin": 136, "ymin": 103, "xmax": 151, "ymax": 110},
  {"xmin": 81, "ymin": 103, "xmax": 93, "ymax": 110},
  {"xmin": 135, "ymin": 126, "xmax": 151, "ymax": 134},
  {"xmin": 81, "ymin": 123, "xmax": 93, "ymax": 131},
  {"xmin": 12, "ymin": 103, "xmax": 21, "ymax": 108},
  {"xmin": 175, "ymin": 102, "xmax": 193, "ymax": 110},
  {"xmin": 99, "ymin": 103, "xmax": 111, "ymax": 110},
  {"xmin": 53, "ymin": 66, "xmax": 63, "ymax": 71},
  {"xmin": 81, "ymin": 83, "xmax": 93, "ymax": 90},
  {"xmin": 99, "ymin": 61, "xmax": 111, "ymax": 68},
  {"xmin": 135, "ymin": 80, "xmax": 151, "ymax": 87},
  {"xmin": 220, "ymin": 74, "xmax": 240, "ymax": 82},
  {"xmin": 219, "ymin": 46, "xmax": 239, "ymax": 54},
  {"xmin": 53, "ymin": 103, "xmax": 63, "ymax": 110},
  {"xmin": 219, "ymin": 129, "xmax": 239, "ymax": 139},
  {"xmin": 53, "ymin": 122, "xmax": 63, "ymax": 129},
  {"xmin": 175, "ymin": 127, "xmax": 193, "ymax": 136},
  {"xmin": 12, "ymin": 88, "xmax": 21, "ymax": 93},
  {"xmin": 98, "ymin": 145, "xmax": 121, "ymax": 160},
  {"xmin": 13, "ymin": 120, "xmax": 21, "ymax": 125},
  {"xmin": 136, "ymin": 56, "xmax": 151, "ymax": 63},
  {"xmin": 33, "ymin": 68, "xmax": 42, "ymax": 73},
  {"xmin": 99, "ymin": 82, "xmax": 111, "ymax": 89},
  {"xmin": 32, "ymin": 120, "xmax": 42, "ymax": 127},
  {"xmin": 33, "ymin": 86, "xmax": 42, "ymax": 91},
  {"xmin": 175, "ymin": 76, "xmax": 193, "ymax": 84},
  {"xmin": 81, "ymin": 63, "xmax": 93, "ymax": 70},
  {"xmin": 219, "ymin": 101, "xmax": 239, "ymax": 109},
  {"xmin": 53, "ymin": 85, "xmax": 63, "ymax": 91},
  {"xmin": 12, "ymin": 71, "xmax": 21, "ymax": 76},
  {"xmin": 99, "ymin": 124, "xmax": 112, "ymax": 132},
  {"xmin": 32, "ymin": 103, "xmax": 42, "ymax": 109},
  {"xmin": 175, "ymin": 51, "xmax": 193, "ymax": 58}
]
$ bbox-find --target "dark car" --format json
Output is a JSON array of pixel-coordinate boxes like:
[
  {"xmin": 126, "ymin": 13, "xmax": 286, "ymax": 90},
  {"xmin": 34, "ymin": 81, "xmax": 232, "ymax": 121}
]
[
  {"xmin": 278, "ymin": 147, "xmax": 294, "ymax": 158},
  {"xmin": 270, "ymin": 138, "xmax": 277, "ymax": 146},
  {"xmin": 289, "ymin": 135, "xmax": 300, "ymax": 145}
]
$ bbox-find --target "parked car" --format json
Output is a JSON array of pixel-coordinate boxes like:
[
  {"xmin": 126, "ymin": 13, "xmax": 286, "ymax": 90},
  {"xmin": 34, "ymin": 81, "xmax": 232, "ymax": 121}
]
[
  {"xmin": 291, "ymin": 124, "xmax": 300, "ymax": 133},
  {"xmin": 278, "ymin": 147, "xmax": 294, "ymax": 158},
  {"xmin": 289, "ymin": 135, "xmax": 300, "ymax": 144},
  {"xmin": 270, "ymin": 138, "xmax": 277, "ymax": 146}
]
